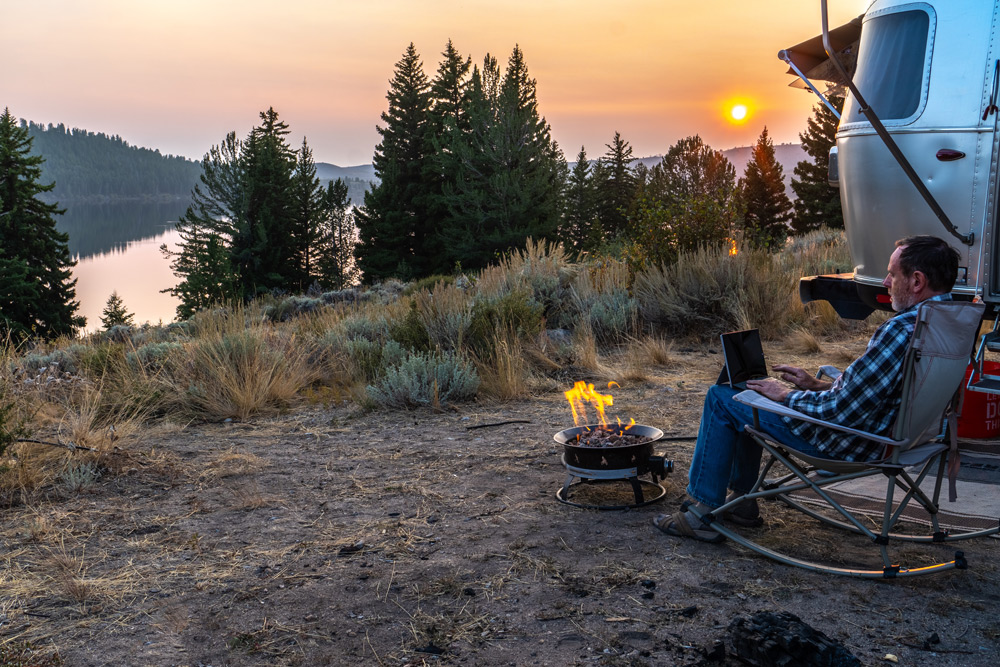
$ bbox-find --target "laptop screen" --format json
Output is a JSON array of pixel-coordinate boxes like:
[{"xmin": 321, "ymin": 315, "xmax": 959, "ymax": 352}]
[{"xmin": 720, "ymin": 329, "xmax": 767, "ymax": 385}]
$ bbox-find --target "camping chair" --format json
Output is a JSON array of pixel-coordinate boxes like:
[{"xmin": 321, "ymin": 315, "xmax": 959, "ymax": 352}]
[{"xmin": 690, "ymin": 300, "xmax": 998, "ymax": 578}]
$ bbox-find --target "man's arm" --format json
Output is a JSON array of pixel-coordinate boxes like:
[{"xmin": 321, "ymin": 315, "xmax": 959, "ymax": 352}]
[{"xmin": 783, "ymin": 315, "xmax": 911, "ymax": 428}]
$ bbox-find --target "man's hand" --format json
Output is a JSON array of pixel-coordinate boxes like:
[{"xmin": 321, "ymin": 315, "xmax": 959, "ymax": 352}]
[
  {"xmin": 771, "ymin": 364, "xmax": 833, "ymax": 392},
  {"xmin": 745, "ymin": 377, "xmax": 792, "ymax": 402}
]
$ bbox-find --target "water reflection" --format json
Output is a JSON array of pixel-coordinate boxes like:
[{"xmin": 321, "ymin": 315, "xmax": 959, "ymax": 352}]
[
  {"xmin": 58, "ymin": 200, "xmax": 189, "ymax": 331},
  {"xmin": 57, "ymin": 199, "xmax": 190, "ymax": 259}
]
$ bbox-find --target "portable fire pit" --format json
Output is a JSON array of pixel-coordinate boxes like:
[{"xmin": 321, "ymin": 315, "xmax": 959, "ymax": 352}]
[{"xmin": 554, "ymin": 424, "xmax": 673, "ymax": 510}]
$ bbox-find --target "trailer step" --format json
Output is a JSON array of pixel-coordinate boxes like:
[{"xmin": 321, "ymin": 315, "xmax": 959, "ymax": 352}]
[{"xmin": 967, "ymin": 378, "xmax": 1000, "ymax": 394}]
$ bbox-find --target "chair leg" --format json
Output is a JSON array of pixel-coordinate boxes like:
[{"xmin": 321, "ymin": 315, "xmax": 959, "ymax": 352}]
[{"xmin": 708, "ymin": 428, "xmax": 998, "ymax": 577}]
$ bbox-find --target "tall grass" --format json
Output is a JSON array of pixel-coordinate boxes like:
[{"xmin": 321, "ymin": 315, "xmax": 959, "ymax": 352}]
[
  {"xmin": 635, "ymin": 244, "xmax": 804, "ymax": 339},
  {"xmin": 163, "ymin": 305, "xmax": 315, "ymax": 421}
]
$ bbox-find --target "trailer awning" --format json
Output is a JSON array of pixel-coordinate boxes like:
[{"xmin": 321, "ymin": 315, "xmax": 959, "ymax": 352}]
[{"xmin": 779, "ymin": 15, "xmax": 863, "ymax": 88}]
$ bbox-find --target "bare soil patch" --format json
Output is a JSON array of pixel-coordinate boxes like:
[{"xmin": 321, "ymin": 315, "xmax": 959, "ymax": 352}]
[{"xmin": 3, "ymin": 335, "xmax": 999, "ymax": 666}]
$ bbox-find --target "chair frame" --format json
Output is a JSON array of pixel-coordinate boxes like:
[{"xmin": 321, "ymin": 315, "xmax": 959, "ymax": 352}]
[{"xmin": 688, "ymin": 301, "xmax": 998, "ymax": 578}]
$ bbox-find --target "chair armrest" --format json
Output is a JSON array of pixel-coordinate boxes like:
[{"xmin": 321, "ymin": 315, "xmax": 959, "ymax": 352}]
[
  {"xmin": 817, "ymin": 365, "xmax": 842, "ymax": 381},
  {"xmin": 732, "ymin": 390, "xmax": 900, "ymax": 446}
]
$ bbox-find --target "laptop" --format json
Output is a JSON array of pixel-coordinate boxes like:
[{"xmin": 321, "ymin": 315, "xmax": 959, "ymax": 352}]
[{"xmin": 717, "ymin": 329, "xmax": 768, "ymax": 389}]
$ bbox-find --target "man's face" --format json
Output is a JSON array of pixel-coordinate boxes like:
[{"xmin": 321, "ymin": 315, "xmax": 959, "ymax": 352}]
[{"xmin": 883, "ymin": 246, "xmax": 916, "ymax": 311}]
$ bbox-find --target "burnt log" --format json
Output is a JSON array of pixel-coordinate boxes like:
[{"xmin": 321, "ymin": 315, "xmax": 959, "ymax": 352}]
[{"xmin": 727, "ymin": 611, "xmax": 861, "ymax": 667}]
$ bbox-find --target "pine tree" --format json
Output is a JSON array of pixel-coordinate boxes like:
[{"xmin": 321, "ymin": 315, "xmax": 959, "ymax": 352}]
[
  {"xmin": 594, "ymin": 131, "xmax": 636, "ymax": 238},
  {"xmin": 792, "ymin": 95, "xmax": 845, "ymax": 232},
  {"xmin": 441, "ymin": 46, "xmax": 566, "ymax": 271},
  {"xmin": 100, "ymin": 290, "xmax": 135, "ymax": 329},
  {"xmin": 164, "ymin": 109, "xmax": 299, "ymax": 318},
  {"xmin": 355, "ymin": 43, "xmax": 433, "ymax": 282},
  {"xmin": 238, "ymin": 107, "xmax": 295, "ymax": 296},
  {"xmin": 0, "ymin": 108, "xmax": 84, "ymax": 339},
  {"xmin": 425, "ymin": 40, "xmax": 472, "ymax": 275},
  {"xmin": 739, "ymin": 127, "xmax": 793, "ymax": 250},
  {"xmin": 288, "ymin": 138, "xmax": 326, "ymax": 291},
  {"xmin": 561, "ymin": 146, "xmax": 599, "ymax": 255},
  {"xmin": 317, "ymin": 178, "xmax": 360, "ymax": 289},
  {"xmin": 163, "ymin": 132, "xmax": 243, "ymax": 319}
]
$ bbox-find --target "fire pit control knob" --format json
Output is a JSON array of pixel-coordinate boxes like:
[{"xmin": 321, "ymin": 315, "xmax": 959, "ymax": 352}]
[{"xmin": 648, "ymin": 456, "xmax": 673, "ymax": 478}]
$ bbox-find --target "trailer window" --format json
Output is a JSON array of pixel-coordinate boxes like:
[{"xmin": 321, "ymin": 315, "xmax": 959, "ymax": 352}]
[{"xmin": 844, "ymin": 9, "xmax": 930, "ymax": 123}]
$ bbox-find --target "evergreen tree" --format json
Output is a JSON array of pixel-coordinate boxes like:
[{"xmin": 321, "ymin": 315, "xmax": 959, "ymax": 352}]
[
  {"xmin": 100, "ymin": 290, "xmax": 135, "ymax": 329},
  {"xmin": 355, "ymin": 43, "xmax": 433, "ymax": 282},
  {"xmin": 792, "ymin": 95, "xmax": 845, "ymax": 232},
  {"xmin": 425, "ymin": 40, "xmax": 473, "ymax": 274},
  {"xmin": 561, "ymin": 146, "xmax": 599, "ymax": 255},
  {"xmin": 441, "ymin": 46, "xmax": 566, "ymax": 271},
  {"xmin": 237, "ymin": 107, "xmax": 295, "ymax": 296},
  {"xmin": 593, "ymin": 131, "xmax": 636, "ymax": 238},
  {"xmin": 163, "ymin": 132, "xmax": 243, "ymax": 319},
  {"xmin": 739, "ymin": 127, "xmax": 793, "ymax": 250},
  {"xmin": 288, "ymin": 138, "xmax": 326, "ymax": 291},
  {"xmin": 164, "ymin": 108, "xmax": 300, "ymax": 318},
  {"xmin": 317, "ymin": 178, "xmax": 360, "ymax": 289},
  {"xmin": 0, "ymin": 107, "xmax": 84, "ymax": 339}
]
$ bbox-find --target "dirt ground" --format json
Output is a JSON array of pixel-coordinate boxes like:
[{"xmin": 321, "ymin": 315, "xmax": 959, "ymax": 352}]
[{"xmin": 2, "ymin": 333, "xmax": 999, "ymax": 667}]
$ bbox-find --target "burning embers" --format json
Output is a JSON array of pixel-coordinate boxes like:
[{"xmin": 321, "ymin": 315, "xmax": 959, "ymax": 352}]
[{"xmin": 563, "ymin": 381, "xmax": 644, "ymax": 447}]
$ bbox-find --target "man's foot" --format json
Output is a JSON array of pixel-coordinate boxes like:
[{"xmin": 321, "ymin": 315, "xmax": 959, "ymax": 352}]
[
  {"xmin": 721, "ymin": 495, "xmax": 763, "ymax": 527},
  {"xmin": 652, "ymin": 511, "xmax": 725, "ymax": 543}
]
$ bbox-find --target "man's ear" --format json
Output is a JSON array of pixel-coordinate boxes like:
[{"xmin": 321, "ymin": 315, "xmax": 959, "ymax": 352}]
[{"xmin": 910, "ymin": 270, "xmax": 928, "ymax": 292}]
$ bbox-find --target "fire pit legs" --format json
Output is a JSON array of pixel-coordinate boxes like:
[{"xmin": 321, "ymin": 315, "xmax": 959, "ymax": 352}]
[{"xmin": 556, "ymin": 456, "xmax": 669, "ymax": 510}]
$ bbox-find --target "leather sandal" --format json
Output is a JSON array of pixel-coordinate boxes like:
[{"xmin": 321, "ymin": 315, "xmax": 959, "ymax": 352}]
[
  {"xmin": 721, "ymin": 497, "xmax": 763, "ymax": 528},
  {"xmin": 652, "ymin": 511, "xmax": 725, "ymax": 544}
]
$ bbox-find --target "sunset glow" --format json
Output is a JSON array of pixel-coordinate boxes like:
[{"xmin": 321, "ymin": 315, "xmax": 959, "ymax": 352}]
[
  {"xmin": 730, "ymin": 104, "xmax": 748, "ymax": 122},
  {"xmin": 1, "ymin": 1, "xmax": 870, "ymax": 165}
]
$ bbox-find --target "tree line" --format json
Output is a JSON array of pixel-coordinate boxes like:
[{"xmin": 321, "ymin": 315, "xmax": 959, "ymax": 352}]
[
  {"xmin": 24, "ymin": 121, "xmax": 204, "ymax": 201},
  {"xmin": 355, "ymin": 42, "xmax": 842, "ymax": 279},
  {"xmin": 0, "ymin": 42, "xmax": 842, "ymax": 338}
]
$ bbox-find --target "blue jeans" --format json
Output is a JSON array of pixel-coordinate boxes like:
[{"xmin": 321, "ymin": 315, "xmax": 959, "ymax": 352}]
[{"xmin": 686, "ymin": 385, "xmax": 832, "ymax": 508}]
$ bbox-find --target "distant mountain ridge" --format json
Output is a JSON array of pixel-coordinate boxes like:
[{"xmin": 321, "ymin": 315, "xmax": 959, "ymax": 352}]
[
  {"xmin": 24, "ymin": 116, "xmax": 805, "ymax": 204},
  {"xmin": 627, "ymin": 143, "xmax": 807, "ymax": 200}
]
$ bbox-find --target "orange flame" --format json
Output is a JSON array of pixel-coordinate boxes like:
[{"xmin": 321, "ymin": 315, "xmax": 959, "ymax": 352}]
[
  {"xmin": 726, "ymin": 237, "xmax": 738, "ymax": 256},
  {"xmin": 616, "ymin": 416, "xmax": 636, "ymax": 431},
  {"xmin": 564, "ymin": 381, "xmax": 614, "ymax": 428}
]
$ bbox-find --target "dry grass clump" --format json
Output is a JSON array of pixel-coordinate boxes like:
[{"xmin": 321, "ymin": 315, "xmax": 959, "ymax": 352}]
[
  {"xmin": 571, "ymin": 258, "xmax": 638, "ymax": 344},
  {"xmin": 634, "ymin": 245, "xmax": 804, "ymax": 339},
  {"xmin": 779, "ymin": 227, "xmax": 852, "ymax": 277},
  {"xmin": 413, "ymin": 282, "xmax": 473, "ymax": 351},
  {"xmin": 475, "ymin": 238, "xmax": 578, "ymax": 329},
  {"xmin": 164, "ymin": 306, "xmax": 315, "ymax": 421},
  {"xmin": 787, "ymin": 328, "xmax": 823, "ymax": 355},
  {"xmin": 472, "ymin": 326, "xmax": 529, "ymax": 402}
]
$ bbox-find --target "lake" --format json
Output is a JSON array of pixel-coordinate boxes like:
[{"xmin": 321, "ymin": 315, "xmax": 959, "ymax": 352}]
[{"xmin": 58, "ymin": 200, "xmax": 189, "ymax": 331}]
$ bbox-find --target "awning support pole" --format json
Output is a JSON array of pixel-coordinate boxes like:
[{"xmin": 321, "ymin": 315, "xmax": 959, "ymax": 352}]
[{"xmin": 777, "ymin": 50, "xmax": 842, "ymax": 119}]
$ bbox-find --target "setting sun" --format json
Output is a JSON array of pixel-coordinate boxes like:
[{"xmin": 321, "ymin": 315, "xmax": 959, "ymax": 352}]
[{"xmin": 730, "ymin": 104, "xmax": 748, "ymax": 122}]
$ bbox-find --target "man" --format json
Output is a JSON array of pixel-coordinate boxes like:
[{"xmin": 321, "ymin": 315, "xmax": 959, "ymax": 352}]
[{"xmin": 654, "ymin": 235, "xmax": 961, "ymax": 542}]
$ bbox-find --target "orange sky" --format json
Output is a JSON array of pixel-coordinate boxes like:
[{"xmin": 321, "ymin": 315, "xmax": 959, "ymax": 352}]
[{"xmin": 2, "ymin": 0, "xmax": 870, "ymax": 166}]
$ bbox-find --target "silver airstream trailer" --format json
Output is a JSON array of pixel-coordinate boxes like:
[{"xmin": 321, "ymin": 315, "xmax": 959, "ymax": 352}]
[{"xmin": 783, "ymin": 1, "xmax": 997, "ymax": 319}]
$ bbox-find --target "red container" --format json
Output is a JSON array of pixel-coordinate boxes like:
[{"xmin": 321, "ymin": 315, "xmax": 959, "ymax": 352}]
[{"xmin": 958, "ymin": 361, "xmax": 1000, "ymax": 439}]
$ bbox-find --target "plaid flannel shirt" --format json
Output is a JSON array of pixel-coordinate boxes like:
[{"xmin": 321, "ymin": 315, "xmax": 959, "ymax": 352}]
[{"xmin": 783, "ymin": 294, "xmax": 953, "ymax": 461}]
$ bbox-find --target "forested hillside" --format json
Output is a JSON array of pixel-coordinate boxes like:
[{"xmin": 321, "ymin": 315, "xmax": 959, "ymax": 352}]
[{"xmin": 25, "ymin": 121, "xmax": 203, "ymax": 201}]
